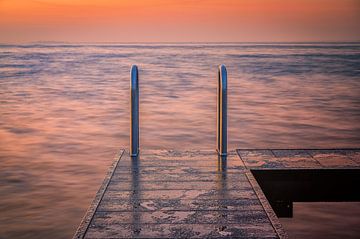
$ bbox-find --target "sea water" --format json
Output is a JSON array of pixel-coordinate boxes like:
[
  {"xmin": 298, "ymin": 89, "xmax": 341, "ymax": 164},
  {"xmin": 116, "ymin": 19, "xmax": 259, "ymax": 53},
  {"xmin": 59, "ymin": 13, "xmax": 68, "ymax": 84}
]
[{"xmin": 1, "ymin": 43, "xmax": 359, "ymax": 238}]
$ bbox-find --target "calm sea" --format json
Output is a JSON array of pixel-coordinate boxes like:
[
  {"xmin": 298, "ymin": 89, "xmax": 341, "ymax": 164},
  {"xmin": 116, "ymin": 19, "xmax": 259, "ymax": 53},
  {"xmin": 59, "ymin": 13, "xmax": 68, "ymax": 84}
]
[{"xmin": 1, "ymin": 43, "xmax": 360, "ymax": 238}]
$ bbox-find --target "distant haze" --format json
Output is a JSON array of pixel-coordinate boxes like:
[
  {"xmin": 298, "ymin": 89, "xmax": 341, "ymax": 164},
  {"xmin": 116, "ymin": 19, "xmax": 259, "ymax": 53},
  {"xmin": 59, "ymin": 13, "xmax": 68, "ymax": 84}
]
[{"xmin": 0, "ymin": 0, "xmax": 360, "ymax": 43}]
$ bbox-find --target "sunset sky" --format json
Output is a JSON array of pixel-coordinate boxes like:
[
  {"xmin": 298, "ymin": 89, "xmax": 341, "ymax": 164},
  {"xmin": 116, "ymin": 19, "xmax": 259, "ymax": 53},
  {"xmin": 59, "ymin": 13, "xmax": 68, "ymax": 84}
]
[{"xmin": 0, "ymin": 0, "xmax": 359, "ymax": 43}]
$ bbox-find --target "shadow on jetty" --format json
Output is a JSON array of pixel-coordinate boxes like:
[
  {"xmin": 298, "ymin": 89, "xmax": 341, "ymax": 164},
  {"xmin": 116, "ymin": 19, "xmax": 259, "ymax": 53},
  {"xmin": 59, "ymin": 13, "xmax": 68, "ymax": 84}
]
[{"xmin": 252, "ymin": 169, "xmax": 360, "ymax": 217}]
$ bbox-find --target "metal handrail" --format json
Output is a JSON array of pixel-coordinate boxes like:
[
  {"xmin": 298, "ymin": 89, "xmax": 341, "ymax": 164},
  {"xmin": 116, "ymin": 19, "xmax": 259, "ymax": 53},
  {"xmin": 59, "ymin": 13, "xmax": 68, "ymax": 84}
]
[
  {"xmin": 130, "ymin": 64, "xmax": 227, "ymax": 156},
  {"xmin": 217, "ymin": 64, "xmax": 227, "ymax": 156},
  {"xmin": 130, "ymin": 65, "xmax": 139, "ymax": 157}
]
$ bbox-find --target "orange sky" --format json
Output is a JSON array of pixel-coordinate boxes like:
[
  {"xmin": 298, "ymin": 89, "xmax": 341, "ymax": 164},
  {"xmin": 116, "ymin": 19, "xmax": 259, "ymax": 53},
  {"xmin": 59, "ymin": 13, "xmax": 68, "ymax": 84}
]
[{"xmin": 0, "ymin": 0, "xmax": 359, "ymax": 43}]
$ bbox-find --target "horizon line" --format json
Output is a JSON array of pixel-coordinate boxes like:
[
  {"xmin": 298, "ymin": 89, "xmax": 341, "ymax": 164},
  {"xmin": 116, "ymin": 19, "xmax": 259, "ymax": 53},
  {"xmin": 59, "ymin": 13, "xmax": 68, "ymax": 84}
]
[{"xmin": 1, "ymin": 41, "xmax": 360, "ymax": 45}]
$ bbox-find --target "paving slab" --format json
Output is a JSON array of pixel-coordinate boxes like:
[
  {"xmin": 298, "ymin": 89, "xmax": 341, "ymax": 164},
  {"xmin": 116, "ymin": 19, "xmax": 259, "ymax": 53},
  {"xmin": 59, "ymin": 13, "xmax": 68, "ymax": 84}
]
[
  {"xmin": 74, "ymin": 150, "xmax": 283, "ymax": 239},
  {"xmin": 238, "ymin": 149, "xmax": 360, "ymax": 169}
]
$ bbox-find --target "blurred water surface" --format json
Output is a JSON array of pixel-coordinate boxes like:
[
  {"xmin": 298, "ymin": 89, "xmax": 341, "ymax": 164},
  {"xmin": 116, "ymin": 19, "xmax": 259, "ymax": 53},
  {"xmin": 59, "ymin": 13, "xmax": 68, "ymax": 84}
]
[{"xmin": 0, "ymin": 43, "xmax": 359, "ymax": 238}]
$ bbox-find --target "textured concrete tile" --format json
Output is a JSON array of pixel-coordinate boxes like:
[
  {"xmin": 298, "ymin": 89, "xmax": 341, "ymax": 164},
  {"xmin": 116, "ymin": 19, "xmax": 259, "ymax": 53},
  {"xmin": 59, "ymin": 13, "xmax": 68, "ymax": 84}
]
[
  {"xmin": 111, "ymin": 171, "xmax": 248, "ymax": 182},
  {"xmin": 237, "ymin": 150, "xmax": 282, "ymax": 169},
  {"xmin": 107, "ymin": 180, "xmax": 252, "ymax": 191},
  {"xmin": 308, "ymin": 149, "xmax": 359, "ymax": 168},
  {"xmin": 271, "ymin": 150, "xmax": 321, "ymax": 168},
  {"xmin": 117, "ymin": 151, "xmax": 244, "ymax": 168},
  {"xmin": 117, "ymin": 160, "xmax": 245, "ymax": 168},
  {"xmin": 97, "ymin": 198, "xmax": 263, "ymax": 212},
  {"xmin": 102, "ymin": 188, "xmax": 257, "ymax": 201},
  {"xmin": 114, "ymin": 166, "xmax": 245, "ymax": 174},
  {"xmin": 345, "ymin": 150, "xmax": 360, "ymax": 165},
  {"xmin": 138, "ymin": 150, "xmax": 220, "ymax": 161},
  {"xmin": 91, "ymin": 210, "xmax": 271, "ymax": 225},
  {"xmin": 85, "ymin": 223, "xmax": 277, "ymax": 238}
]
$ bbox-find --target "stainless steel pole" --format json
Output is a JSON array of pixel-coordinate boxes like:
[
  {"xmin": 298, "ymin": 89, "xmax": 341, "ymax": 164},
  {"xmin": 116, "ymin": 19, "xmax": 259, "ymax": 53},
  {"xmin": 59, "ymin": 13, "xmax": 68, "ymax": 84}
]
[
  {"xmin": 130, "ymin": 65, "xmax": 139, "ymax": 157},
  {"xmin": 217, "ymin": 64, "xmax": 227, "ymax": 156}
]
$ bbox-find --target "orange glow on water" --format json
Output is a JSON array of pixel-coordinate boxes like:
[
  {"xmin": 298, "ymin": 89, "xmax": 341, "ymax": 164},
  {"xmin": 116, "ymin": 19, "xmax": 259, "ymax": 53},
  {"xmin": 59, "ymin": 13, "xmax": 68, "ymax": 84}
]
[{"xmin": 0, "ymin": 0, "xmax": 359, "ymax": 42}]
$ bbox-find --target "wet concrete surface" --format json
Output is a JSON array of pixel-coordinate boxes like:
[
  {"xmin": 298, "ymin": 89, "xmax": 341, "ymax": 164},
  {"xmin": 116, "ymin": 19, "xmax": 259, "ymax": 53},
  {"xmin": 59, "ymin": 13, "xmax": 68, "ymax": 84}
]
[
  {"xmin": 74, "ymin": 150, "xmax": 282, "ymax": 238},
  {"xmin": 75, "ymin": 149, "xmax": 359, "ymax": 238}
]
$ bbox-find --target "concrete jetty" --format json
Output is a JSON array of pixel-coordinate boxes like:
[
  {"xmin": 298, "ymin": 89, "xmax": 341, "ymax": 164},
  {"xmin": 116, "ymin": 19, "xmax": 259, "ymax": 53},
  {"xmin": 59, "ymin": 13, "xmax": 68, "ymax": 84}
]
[{"xmin": 73, "ymin": 148, "xmax": 359, "ymax": 238}]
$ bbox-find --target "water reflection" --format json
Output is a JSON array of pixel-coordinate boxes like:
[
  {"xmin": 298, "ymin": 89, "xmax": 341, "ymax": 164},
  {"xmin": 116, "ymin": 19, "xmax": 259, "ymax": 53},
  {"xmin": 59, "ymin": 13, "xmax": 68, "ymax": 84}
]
[
  {"xmin": 217, "ymin": 155, "xmax": 227, "ymax": 174},
  {"xmin": 130, "ymin": 154, "xmax": 141, "ymax": 236},
  {"xmin": 216, "ymin": 155, "xmax": 228, "ymax": 227},
  {"xmin": 216, "ymin": 154, "xmax": 228, "ymax": 200}
]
